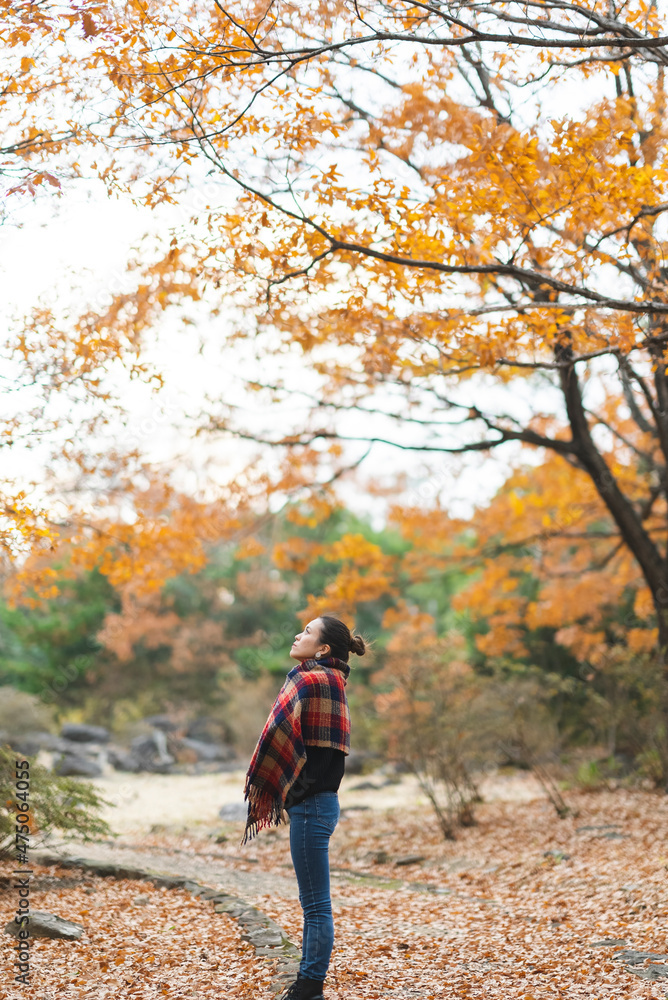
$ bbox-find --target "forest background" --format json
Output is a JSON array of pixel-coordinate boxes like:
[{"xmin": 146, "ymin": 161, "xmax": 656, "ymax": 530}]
[{"xmin": 2, "ymin": 0, "xmax": 668, "ymax": 830}]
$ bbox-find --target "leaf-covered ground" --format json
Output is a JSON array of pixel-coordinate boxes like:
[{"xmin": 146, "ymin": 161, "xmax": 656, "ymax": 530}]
[
  {"xmin": 1, "ymin": 788, "xmax": 667, "ymax": 999},
  {"xmin": 0, "ymin": 863, "xmax": 273, "ymax": 1000},
  {"xmin": 241, "ymin": 789, "xmax": 668, "ymax": 999}
]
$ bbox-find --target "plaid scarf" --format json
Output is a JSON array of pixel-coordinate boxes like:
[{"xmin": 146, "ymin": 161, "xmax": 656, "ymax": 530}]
[{"xmin": 242, "ymin": 656, "xmax": 351, "ymax": 844}]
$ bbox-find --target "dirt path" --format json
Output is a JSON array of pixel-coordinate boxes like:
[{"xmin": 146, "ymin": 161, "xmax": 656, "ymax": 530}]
[
  {"xmin": 37, "ymin": 834, "xmax": 302, "ymax": 901},
  {"xmin": 70, "ymin": 765, "xmax": 547, "ymax": 836},
  {"xmin": 35, "ymin": 768, "xmax": 547, "ymax": 905}
]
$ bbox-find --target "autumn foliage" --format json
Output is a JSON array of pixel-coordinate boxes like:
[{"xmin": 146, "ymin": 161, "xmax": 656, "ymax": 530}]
[{"xmin": 4, "ymin": 3, "xmax": 668, "ymax": 704}]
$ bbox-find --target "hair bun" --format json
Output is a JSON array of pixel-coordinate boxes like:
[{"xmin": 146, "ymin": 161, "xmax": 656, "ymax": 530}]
[{"xmin": 349, "ymin": 634, "xmax": 366, "ymax": 656}]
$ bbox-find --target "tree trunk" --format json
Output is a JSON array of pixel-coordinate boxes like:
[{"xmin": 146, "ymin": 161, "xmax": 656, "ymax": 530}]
[{"xmin": 558, "ymin": 350, "xmax": 668, "ymax": 670}]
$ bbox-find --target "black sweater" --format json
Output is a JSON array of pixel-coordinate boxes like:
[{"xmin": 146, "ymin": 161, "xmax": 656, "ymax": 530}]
[{"xmin": 284, "ymin": 745, "xmax": 346, "ymax": 809}]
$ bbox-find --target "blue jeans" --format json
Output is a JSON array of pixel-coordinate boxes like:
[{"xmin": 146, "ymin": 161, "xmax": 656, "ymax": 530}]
[{"xmin": 286, "ymin": 791, "xmax": 340, "ymax": 981}]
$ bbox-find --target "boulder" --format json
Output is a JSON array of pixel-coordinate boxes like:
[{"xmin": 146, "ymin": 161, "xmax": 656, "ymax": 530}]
[
  {"xmin": 5, "ymin": 731, "xmax": 73, "ymax": 757},
  {"xmin": 186, "ymin": 715, "xmax": 229, "ymax": 744},
  {"xmin": 54, "ymin": 754, "xmax": 103, "ymax": 778},
  {"xmin": 107, "ymin": 747, "xmax": 143, "ymax": 773},
  {"xmin": 129, "ymin": 731, "xmax": 175, "ymax": 773},
  {"xmin": 178, "ymin": 737, "xmax": 236, "ymax": 762},
  {"xmin": 4, "ymin": 911, "xmax": 84, "ymax": 940},
  {"xmin": 143, "ymin": 714, "xmax": 180, "ymax": 732},
  {"xmin": 60, "ymin": 723, "xmax": 110, "ymax": 743}
]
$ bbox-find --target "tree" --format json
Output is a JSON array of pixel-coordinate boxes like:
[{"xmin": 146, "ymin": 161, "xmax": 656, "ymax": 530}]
[
  {"xmin": 374, "ymin": 603, "xmax": 486, "ymax": 837},
  {"xmin": 0, "ymin": 3, "xmax": 143, "ymax": 561},
  {"xmin": 8, "ymin": 2, "xmax": 668, "ymax": 661},
  {"xmin": 0, "ymin": 745, "xmax": 112, "ymax": 856},
  {"xmin": 0, "ymin": 568, "xmax": 117, "ymax": 702}
]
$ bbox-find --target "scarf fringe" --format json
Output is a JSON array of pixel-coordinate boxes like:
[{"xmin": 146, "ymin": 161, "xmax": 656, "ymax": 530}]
[{"xmin": 241, "ymin": 783, "xmax": 287, "ymax": 845}]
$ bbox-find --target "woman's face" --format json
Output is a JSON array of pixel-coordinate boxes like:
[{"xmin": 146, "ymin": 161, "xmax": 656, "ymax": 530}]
[{"xmin": 290, "ymin": 618, "xmax": 330, "ymax": 661}]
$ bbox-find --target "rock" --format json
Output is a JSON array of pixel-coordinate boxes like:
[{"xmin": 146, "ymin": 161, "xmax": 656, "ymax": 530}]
[
  {"xmin": 60, "ymin": 723, "xmax": 110, "ymax": 743},
  {"xmin": 613, "ymin": 950, "xmax": 668, "ymax": 965},
  {"xmin": 241, "ymin": 926, "xmax": 283, "ymax": 947},
  {"xmin": 185, "ymin": 715, "xmax": 230, "ymax": 744},
  {"xmin": 4, "ymin": 911, "xmax": 84, "ymax": 940},
  {"xmin": 576, "ymin": 823, "xmax": 621, "ymax": 833},
  {"xmin": 627, "ymin": 965, "xmax": 668, "ymax": 980},
  {"xmin": 54, "ymin": 754, "xmax": 103, "ymax": 778},
  {"xmin": 145, "ymin": 874, "xmax": 187, "ymax": 890},
  {"xmin": 590, "ymin": 939, "xmax": 626, "ymax": 947},
  {"xmin": 214, "ymin": 900, "xmax": 255, "ymax": 917},
  {"xmin": 196, "ymin": 888, "xmax": 226, "ymax": 901},
  {"xmin": 132, "ymin": 895, "xmax": 151, "ymax": 906},
  {"xmin": 5, "ymin": 731, "xmax": 75, "ymax": 757},
  {"xmin": 147, "ymin": 760, "xmax": 177, "ymax": 775},
  {"xmin": 59, "ymin": 859, "xmax": 149, "ymax": 881},
  {"xmin": 178, "ymin": 737, "xmax": 236, "ymax": 762},
  {"xmin": 395, "ymin": 854, "xmax": 426, "ymax": 866},
  {"xmin": 218, "ymin": 802, "xmax": 248, "ymax": 822},
  {"xmin": 143, "ymin": 714, "xmax": 180, "ymax": 732},
  {"xmin": 182, "ymin": 881, "xmax": 208, "ymax": 895},
  {"xmin": 129, "ymin": 731, "xmax": 175, "ymax": 772},
  {"xmin": 371, "ymin": 850, "xmax": 390, "ymax": 864},
  {"xmin": 107, "ymin": 747, "xmax": 143, "ymax": 773}
]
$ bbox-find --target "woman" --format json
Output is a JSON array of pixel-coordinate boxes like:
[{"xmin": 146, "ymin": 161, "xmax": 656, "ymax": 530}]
[{"xmin": 243, "ymin": 614, "xmax": 366, "ymax": 1000}]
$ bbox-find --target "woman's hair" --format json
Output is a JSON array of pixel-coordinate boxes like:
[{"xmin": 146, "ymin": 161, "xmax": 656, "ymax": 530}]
[{"xmin": 318, "ymin": 614, "xmax": 366, "ymax": 662}]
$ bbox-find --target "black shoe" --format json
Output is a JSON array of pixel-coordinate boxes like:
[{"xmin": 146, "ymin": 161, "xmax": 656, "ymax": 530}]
[
  {"xmin": 300, "ymin": 980, "xmax": 325, "ymax": 1000},
  {"xmin": 279, "ymin": 977, "xmax": 325, "ymax": 1000}
]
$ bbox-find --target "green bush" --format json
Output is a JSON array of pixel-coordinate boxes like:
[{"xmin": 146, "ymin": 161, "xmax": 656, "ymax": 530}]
[
  {"xmin": 0, "ymin": 687, "xmax": 56, "ymax": 736},
  {"xmin": 0, "ymin": 744, "xmax": 114, "ymax": 857}
]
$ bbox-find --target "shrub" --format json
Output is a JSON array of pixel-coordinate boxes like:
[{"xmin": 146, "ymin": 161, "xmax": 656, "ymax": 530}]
[{"xmin": 0, "ymin": 744, "xmax": 114, "ymax": 857}]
